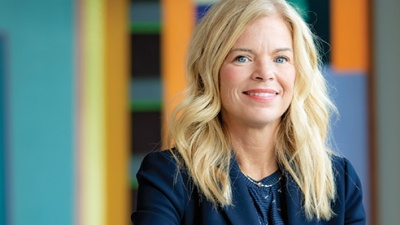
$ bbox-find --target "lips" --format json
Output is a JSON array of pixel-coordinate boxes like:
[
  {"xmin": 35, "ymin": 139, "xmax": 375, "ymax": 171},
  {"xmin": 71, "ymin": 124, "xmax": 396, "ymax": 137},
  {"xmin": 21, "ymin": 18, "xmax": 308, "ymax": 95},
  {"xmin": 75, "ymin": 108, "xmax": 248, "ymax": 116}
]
[
  {"xmin": 244, "ymin": 92, "xmax": 277, "ymax": 97},
  {"xmin": 243, "ymin": 89, "xmax": 279, "ymax": 97}
]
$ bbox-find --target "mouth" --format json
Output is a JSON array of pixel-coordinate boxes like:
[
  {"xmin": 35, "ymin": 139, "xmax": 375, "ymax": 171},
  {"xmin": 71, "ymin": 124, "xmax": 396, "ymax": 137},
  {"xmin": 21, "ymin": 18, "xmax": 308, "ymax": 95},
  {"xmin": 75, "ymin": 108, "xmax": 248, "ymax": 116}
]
[{"xmin": 243, "ymin": 91, "xmax": 278, "ymax": 97}]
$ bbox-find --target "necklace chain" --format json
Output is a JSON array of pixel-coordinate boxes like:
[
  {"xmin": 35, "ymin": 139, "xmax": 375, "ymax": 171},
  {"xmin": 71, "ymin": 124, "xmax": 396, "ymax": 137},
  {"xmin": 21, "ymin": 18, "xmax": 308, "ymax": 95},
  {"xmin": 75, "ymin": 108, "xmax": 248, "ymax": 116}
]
[{"xmin": 242, "ymin": 173, "xmax": 282, "ymax": 188}]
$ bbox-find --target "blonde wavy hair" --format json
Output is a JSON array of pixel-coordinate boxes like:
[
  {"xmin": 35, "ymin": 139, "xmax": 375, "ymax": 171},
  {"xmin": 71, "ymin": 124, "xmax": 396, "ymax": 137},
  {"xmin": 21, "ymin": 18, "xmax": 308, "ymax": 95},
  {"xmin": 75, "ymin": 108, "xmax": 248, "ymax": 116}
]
[{"xmin": 167, "ymin": 0, "xmax": 337, "ymax": 221}]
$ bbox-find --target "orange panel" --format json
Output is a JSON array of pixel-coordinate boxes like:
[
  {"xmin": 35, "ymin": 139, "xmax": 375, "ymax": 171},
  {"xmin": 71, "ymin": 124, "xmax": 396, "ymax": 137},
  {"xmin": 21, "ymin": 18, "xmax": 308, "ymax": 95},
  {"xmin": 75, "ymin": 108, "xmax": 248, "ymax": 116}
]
[
  {"xmin": 105, "ymin": 0, "xmax": 130, "ymax": 224},
  {"xmin": 331, "ymin": 0, "xmax": 369, "ymax": 72},
  {"xmin": 161, "ymin": 0, "xmax": 195, "ymax": 146}
]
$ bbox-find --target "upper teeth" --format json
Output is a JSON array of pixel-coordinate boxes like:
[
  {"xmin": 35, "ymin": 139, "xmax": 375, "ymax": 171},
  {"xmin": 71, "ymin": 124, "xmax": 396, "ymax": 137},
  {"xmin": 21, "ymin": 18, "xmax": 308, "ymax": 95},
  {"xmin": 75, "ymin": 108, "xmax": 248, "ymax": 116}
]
[{"xmin": 247, "ymin": 92, "xmax": 276, "ymax": 97}]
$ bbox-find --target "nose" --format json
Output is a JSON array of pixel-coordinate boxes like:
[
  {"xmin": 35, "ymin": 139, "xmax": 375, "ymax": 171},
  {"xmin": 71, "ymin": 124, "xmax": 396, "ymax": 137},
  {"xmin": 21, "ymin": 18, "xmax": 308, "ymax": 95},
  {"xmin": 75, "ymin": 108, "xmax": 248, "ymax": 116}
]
[{"xmin": 252, "ymin": 60, "xmax": 275, "ymax": 81}]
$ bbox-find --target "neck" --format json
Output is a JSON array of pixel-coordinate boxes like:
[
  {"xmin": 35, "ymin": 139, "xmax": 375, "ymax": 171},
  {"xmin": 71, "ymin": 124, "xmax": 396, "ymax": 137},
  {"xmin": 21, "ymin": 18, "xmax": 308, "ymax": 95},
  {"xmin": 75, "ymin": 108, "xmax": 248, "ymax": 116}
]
[{"xmin": 228, "ymin": 124, "xmax": 279, "ymax": 180}]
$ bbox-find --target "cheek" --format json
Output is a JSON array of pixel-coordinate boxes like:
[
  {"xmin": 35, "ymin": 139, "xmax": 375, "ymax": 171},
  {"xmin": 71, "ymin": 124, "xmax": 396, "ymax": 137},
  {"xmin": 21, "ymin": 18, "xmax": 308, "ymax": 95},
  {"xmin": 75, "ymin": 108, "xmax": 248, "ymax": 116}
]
[
  {"xmin": 288, "ymin": 75, "xmax": 296, "ymax": 93},
  {"xmin": 285, "ymin": 68, "xmax": 296, "ymax": 87},
  {"xmin": 220, "ymin": 66, "xmax": 241, "ymax": 105},
  {"xmin": 280, "ymin": 69, "xmax": 296, "ymax": 98},
  {"xmin": 219, "ymin": 65, "xmax": 236, "ymax": 86},
  {"xmin": 220, "ymin": 66, "xmax": 246, "ymax": 92}
]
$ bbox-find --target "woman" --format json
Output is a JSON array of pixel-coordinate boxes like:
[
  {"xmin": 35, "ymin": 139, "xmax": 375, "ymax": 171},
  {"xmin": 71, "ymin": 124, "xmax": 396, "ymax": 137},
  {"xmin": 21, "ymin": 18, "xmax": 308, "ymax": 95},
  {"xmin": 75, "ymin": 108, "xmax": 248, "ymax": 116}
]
[{"xmin": 131, "ymin": 0, "xmax": 366, "ymax": 224}]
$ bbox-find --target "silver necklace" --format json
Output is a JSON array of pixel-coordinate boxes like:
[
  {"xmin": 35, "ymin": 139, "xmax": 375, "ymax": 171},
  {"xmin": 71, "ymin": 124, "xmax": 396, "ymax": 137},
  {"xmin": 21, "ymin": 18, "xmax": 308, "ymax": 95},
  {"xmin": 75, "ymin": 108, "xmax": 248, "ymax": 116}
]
[{"xmin": 242, "ymin": 172, "xmax": 282, "ymax": 188}]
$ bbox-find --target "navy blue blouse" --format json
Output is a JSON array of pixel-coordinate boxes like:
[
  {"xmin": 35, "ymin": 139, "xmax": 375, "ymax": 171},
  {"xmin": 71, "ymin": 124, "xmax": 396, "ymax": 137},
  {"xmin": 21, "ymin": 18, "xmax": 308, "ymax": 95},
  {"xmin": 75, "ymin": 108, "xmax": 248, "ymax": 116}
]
[{"xmin": 242, "ymin": 169, "xmax": 285, "ymax": 225}]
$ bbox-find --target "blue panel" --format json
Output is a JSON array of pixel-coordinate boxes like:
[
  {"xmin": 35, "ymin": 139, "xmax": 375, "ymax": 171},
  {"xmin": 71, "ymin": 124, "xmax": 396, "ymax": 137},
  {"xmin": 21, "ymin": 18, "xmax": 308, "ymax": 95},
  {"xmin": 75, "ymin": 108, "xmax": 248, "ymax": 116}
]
[
  {"xmin": 325, "ymin": 67, "xmax": 369, "ymax": 222},
  {"xmin": 196, "ymin": 5, "xmax": 212, "ymax": 21},
  {"xmin": 0, "ymin": 1, "xmax": 75, "ymax": 225},
  {"xmin": 0, "ymin": 33, "xmax": 6, "ymax": 225}
]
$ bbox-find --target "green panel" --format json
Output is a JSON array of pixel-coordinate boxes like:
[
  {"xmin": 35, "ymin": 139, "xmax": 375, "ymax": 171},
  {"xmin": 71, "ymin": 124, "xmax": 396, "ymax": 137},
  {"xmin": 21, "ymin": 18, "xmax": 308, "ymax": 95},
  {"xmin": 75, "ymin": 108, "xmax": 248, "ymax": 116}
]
[
  {"xmin": 131, "ymin": 100, "xmax": 162, "ymax": 112},
  {"xmin": 131, "ymin": 22, "xmax": 161, "ymax": 34}
]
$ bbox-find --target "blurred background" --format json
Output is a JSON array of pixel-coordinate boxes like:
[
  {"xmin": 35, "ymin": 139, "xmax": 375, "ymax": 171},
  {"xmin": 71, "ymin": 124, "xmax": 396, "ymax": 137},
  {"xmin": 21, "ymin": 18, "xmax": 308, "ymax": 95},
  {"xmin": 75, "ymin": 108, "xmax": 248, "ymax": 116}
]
[{"xmin": 0, "ymin": 0, "xmax": 399, "ymax": 224}]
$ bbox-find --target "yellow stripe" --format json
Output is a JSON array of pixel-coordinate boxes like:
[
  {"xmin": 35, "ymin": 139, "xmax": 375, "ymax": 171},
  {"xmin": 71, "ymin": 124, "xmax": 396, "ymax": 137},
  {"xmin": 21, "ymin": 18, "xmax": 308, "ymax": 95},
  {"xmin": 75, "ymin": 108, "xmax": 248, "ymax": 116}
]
[
  {"xmin": 161, "ymin": 0, "xmax": 195, "ymax": 147},
  {"xmin": 80, "ymin": 0, "xmax": 106, "ymax": 224},
  {"xmin": 104, "ymin": 0, "xmax": 130, "ymax": 224}
]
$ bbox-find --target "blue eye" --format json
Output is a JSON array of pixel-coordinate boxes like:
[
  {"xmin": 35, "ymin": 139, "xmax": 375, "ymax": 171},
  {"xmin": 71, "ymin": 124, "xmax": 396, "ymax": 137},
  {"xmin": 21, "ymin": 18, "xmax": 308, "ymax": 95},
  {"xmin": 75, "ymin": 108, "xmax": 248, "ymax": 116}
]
[
  {"xmin": 235, "ymin": 55, "xmax": 249, "ymax": 63},
  {"xmin": 275, "ymin": 56, "xmax": 288, "ymax": 64}
]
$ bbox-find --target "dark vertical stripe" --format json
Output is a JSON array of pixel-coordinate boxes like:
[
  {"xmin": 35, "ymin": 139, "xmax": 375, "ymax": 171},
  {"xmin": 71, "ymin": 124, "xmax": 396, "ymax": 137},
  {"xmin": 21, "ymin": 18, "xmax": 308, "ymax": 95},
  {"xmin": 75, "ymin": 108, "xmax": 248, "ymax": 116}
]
[
  {"xmin": 307, "ymin": 0, "xmax": 331, "ymax": 64},
  {"xmin": 367, "ymin": 0, "xmax": 377, "ymax": 223}
]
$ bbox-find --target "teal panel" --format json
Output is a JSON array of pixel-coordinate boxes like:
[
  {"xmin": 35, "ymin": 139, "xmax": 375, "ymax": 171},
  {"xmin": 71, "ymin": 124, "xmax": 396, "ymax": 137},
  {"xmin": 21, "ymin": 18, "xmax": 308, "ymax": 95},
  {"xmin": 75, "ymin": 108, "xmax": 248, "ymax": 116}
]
[
  {"xmin": 0, "ymin": 34, "xmax": 6, "ymax": 225},
  {"xmin": 287, "ymin": 0, "xmax": 309, "ymax": 13},
  {"xmin": 0, "ymin": 1, "xmax": 75, "ymax": 225},
  {"xmin": 130, "ymin": 78, "xmax": 162, "ymax": 111},
  {"xmin": 130, "ymin": 2, "xmax": 161, "ymax": 23}
]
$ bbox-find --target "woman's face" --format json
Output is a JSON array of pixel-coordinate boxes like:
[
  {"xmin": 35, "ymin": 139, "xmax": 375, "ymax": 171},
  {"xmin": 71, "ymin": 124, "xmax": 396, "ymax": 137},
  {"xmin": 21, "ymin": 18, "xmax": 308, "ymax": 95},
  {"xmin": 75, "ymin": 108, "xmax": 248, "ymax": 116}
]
[{"xmin": 219, "ymin": 15, "xmax": 295, "ymax": 129}]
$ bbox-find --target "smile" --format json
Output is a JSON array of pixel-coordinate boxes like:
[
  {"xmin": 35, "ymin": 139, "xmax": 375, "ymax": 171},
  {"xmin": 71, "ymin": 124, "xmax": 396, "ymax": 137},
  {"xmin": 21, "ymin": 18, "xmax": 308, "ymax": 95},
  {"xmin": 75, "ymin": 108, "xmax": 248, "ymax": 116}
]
[{"xmin": 243, "ymin": 91, "xmax": 278, "ymax": 97}]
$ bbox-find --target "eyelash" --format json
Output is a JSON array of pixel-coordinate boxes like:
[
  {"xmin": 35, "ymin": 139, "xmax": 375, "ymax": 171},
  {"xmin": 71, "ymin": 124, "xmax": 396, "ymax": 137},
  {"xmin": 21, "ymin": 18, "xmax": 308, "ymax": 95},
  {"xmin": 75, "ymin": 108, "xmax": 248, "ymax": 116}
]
[
  {"xmin": 232, "ymin": 55, "xmax": 290, "ymax": 63},
  {"xmin": 234, "ymin": 55, "xmax": 250, "ymax": 63},
  {"xmin": 274, "ymin": 56, "xmax": 289, "ymax": 63}
]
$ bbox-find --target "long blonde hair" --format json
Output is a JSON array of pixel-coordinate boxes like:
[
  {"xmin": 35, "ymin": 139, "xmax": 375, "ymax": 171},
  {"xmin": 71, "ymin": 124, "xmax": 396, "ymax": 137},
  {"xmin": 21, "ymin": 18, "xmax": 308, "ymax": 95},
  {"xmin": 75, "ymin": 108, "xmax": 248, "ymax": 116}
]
[{"xmin": 168, "ymin": 0, "xmax": 337, "ymax": 220}]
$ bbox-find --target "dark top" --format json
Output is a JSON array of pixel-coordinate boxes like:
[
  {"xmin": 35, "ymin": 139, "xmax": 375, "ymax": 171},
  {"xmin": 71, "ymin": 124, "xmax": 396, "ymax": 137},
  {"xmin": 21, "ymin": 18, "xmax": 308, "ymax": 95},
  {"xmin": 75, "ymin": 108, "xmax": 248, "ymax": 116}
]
[
  {"xmin": 243, "ymin": 169, "xmax": 285, "ymax": 224},
  {"xmin": 131, "ymin": 150, "xmax": 366, "ymax": 225}
]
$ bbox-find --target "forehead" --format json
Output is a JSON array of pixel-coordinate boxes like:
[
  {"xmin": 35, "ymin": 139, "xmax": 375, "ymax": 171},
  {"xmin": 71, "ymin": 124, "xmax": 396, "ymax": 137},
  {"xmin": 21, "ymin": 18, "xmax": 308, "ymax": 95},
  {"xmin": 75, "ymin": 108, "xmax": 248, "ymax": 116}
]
[{"xmin": 233, "ymin": 15, "xmax": 293, "ymax": 49}]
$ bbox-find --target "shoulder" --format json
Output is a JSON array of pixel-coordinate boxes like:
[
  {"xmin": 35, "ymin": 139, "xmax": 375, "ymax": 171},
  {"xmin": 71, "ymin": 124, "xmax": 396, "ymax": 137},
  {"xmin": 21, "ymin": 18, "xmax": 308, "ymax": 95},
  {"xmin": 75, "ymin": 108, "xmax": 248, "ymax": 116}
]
[
  {"xmin": 330, "ymin": 155, "xmax": 366, "ymax": 224},
  {"xmin": 140, "ymin": 149, "xmax": 179, "ymax": 171},
  {"xmin": 133, "ymin": 149, "xmax": 194, "ymax": 224},
  {"xmin": 137, "ymin": 149, "xmax": 189, "ymax": 190},
  {"xmin": 331, "ymin": 155, "xmax": 363, "ymax": 189}
]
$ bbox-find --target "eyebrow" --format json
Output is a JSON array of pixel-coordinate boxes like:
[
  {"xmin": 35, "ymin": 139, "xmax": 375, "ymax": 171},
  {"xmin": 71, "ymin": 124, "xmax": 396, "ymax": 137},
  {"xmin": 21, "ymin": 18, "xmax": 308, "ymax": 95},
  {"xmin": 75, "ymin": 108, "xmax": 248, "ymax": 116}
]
[
  {"xmin": 229, "ymin": 48, "xmax": 254, "ymax": 53},
  {"xmin": 229, "ymin": 47, "xmax": 293, "ymax": 54},
  {"xmin": 274, "ymin": 47, "xmax": 293, "ymax": 53}
]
